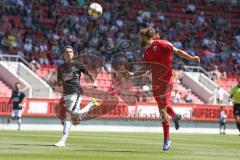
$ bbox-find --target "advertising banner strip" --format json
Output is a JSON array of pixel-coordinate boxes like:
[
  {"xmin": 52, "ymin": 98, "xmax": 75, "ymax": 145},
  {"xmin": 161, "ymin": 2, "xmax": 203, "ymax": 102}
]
[{"xmin": 0, "ymin": 98, "xmax": 235, "ymax": 122}]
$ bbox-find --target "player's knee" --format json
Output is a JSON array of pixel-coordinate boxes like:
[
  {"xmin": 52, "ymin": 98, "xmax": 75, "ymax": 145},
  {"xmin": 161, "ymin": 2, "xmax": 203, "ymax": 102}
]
[
  {"xmin": 65, "ymin": 111, "xmax": 72, "ymax": 121},
  {"xmin": 158, "ymin": 106, "xmax": 167, "ymax": 111},
  {"xmin": 237, "ymin": 119, "xmax": 240, "ymax": 123},
  {"xmin": 72, "ymin": 118, "xmax": 81, "ymax": 126}
]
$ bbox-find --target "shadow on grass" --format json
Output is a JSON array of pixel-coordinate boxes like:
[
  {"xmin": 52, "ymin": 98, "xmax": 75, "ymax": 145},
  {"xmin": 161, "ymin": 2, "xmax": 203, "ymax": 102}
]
[
  {"xmin": 13, "ymin": 144, "xmax": 55, "ymax": 147},
  {"xmin": 72, "ymin": 149, "xmax": 160, "ymax": 153},
  {"xmin": 10, "ymin": 144, "xmax": 164, "ymax": 153}
]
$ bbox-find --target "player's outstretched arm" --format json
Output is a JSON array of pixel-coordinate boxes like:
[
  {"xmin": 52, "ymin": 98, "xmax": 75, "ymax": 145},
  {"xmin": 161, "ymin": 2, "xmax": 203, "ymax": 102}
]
[
  {"xmin": 85, "ymin": 72, "xmax": 97, "ymax": 88},
  {"xmin": 120, "ymin": 63, "xmax": 150, "ymax": 78},
  {"xmin": 8, "ymin": 92, "xmax": 14, "ymax": 106},
  {"xmin": 174, "ymin": 48, "xmax": 200, "ymax": 63},
  {"xmin": 8, "ymin": 97, "xmax": 13, "ymax": 106}
]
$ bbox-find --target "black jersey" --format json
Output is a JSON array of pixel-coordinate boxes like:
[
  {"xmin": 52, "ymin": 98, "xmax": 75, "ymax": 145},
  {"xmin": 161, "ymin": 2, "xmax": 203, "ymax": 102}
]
[
  {"xmin": 57, "ymin": 62, "xmax": 87, "ymax": 95},
  {"xmin": 11, "ymin": 91, "xmax": 25, "ymax": 110}
]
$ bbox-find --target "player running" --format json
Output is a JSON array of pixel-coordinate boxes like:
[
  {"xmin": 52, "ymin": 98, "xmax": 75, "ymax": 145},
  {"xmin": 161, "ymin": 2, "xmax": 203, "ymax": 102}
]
[
  {"xmin": 53, "ymin": 46, "xmax": 99, "ymax": 147},
  {"xmin": 229, "ymin": 76, "xmax": 240, "ymax": 136},
  {"xmin": 8, "ymin": 82, "xmax": 26, "ymax": 131},
  {"xmin": 219, "ymin": 107, "xmax": 227, "ymax": 135},
  {"xmin": 121, "ymin": 27, "xmax": 200, "ymax": 151}
]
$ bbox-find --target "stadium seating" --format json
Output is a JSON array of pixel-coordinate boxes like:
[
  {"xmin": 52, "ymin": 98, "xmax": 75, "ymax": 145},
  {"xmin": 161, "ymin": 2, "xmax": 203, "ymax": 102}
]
[
  {"xmin": 36, "ymin": 67, "xmax": 205, "ymax": 104},
  {"xmin": 215, "ymin": 76, "xmax": 237, "ymax": 92},
  {"xmin": 0, "ymin": 0, "xmax": 239, "ymax": 75},
  {"xmin": 173, "ymin": 83, "xmax": 204, "ymax": 104},
  {"xmin": 1, "ymin": 0, "xmax": 240, "ymax": 104},
  {"xmin": 0, "ymin": 80, "xmax": 12, "ymax": 97}
]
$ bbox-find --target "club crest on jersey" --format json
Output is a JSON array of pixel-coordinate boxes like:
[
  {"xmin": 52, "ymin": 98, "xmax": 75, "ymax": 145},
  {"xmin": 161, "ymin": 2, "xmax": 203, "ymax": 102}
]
[
  {"xmin": 63, "ymin": 73, "xmax": 74, "ymax": 81},
  {"xmin": 153, "ymin": 46, "xmax": 158, "ymax": 53}
]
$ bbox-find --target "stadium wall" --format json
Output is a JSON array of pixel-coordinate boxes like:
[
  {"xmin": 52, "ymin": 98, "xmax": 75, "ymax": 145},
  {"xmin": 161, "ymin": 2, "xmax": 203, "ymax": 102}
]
[{"xmin": 0, "ymin": 98, "xmax": 238, "ymax": 134}]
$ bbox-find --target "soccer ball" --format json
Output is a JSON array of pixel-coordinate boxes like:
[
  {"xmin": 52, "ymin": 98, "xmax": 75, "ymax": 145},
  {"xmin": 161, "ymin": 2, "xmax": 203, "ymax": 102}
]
[{"xmin": 88, "ymin": 3, "xmax": 103, "ymax": 18}]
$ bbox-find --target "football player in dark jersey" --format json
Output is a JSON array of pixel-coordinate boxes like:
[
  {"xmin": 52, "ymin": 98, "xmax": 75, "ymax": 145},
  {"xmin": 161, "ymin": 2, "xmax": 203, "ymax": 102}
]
[
  {"xmin": 54, "ymin": 46, "xmax": 99, "ymax": 147},
  {"xmin": 8, "ymin": 82, "xmax": 25, "ymax": 131}
]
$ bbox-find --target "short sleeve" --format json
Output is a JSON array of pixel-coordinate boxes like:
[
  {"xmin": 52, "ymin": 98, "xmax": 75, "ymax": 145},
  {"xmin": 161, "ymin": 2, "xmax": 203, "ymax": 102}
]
[
  {"xmin": 20, "ymin": 93, "xmax": 25, "ymax": 102},
  {"xmin": 22, "ymin": 93, "xmax": 26, "ymax": 99},
  {"xmin": 143, "ymin": 51, "xmax": 150, "ymax": 62},
  {"xmin": 161, "ymin": 40, "xmax": 174, "ymax": 51},
  {"xmin": 79, "ymin": 64, "xmax": 88, "ymax": 74}
]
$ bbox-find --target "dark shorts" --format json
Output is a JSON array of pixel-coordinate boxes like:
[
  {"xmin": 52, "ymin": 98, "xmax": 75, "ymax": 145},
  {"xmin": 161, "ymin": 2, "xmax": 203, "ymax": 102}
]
[
  {"xmin": 220, "ymin": 121, "xmax": 226, "ymax": 126},
  {"xmin": 233, "ymin": 103, "xmax": 240, "ymax": 116}
]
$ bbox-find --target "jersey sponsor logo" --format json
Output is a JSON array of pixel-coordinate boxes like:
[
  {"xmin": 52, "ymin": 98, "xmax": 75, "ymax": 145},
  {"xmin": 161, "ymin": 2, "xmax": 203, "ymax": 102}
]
[
  {"xmin": 62, "ymin": 73, "xmax": 75, "ymax": 81},
  {"xmin": 13, "ymin": 97, "xmax": 20, "ymax": 102},
  {"xmin": 63, "ymin": 76, "xmax": 74, "ymax": 81}
]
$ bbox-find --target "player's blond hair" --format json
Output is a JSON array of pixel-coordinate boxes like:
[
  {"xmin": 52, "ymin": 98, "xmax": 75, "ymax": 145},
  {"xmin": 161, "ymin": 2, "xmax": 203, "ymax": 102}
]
[{"xmin": 138, "ymin": 28, "xmax": 159, "ymax": 47}]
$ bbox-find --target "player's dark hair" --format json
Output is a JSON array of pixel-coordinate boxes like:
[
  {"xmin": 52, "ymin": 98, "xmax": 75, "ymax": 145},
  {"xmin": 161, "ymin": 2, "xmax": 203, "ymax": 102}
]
[
  {"xmin": 64, "ymin": 45, "xmax": 74, "ymax": 51},
  {"xmin": 15, "ymin": 82, "xmax": 21, "ymax": 90}
]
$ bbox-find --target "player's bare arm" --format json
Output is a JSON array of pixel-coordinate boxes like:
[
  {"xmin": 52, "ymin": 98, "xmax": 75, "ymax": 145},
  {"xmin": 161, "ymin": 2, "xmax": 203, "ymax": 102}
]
[
  {"xmin": 8, "ymin": 97, "xmax": 13, "ymax": 106},
  {"xmin": 174, "ymin": 48, "xmax": 200, "ymax": 63},
  {"xmin": 229, "ymin": 94, "xmax": 233, "ymax": 101},
  {"xmin": 85, "ymin": 71, "xmax": 97, "ymax": 88},
  {"xmin": 120, "ymin": 63, "xmax": 150, "ymax": 78}
]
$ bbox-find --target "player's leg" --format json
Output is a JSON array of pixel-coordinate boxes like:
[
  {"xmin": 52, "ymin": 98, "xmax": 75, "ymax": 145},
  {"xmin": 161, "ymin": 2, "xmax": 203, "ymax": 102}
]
[
  {"xmin": 8, "ymin": 110, "xmax": 15, "ymax": 124},
  {"xmin": 235, "ymin": 115, "xmax": 240, "ymax": 135},
  {"xmin": 155, "ymin": 81, "xmax": 174, "ymax": 122},
  {"xmin": 161, "ymin": 82, "xmax": 175, "ymax": 151},
  {"xmin": 157, "ymin": 103, "xmax": 171, "ymax": 151},
  {"xmin": 78, "ymin": 98, "xmax": 100, "ymax": 120},
  {"xmin": 54, "ymin": 94, "xmax": 79, "ymax": 147},
  {"xmin": 11, "ymin": 110, "xmax": 17, "ymax": 120},
  {"xmin": 54, "ymin": 111, "xmax": 72, "ymax": 147},
  {"xmin": 157, "ymin": 104, "xmax": 172, "ymax": 151},
  {"xmin": 160, "ymin": 105, "xmax": 172, "ymax": 151},
  {"xmin": 236, "ymin": 113, "xmax": 240, "ymax": 135},
  {"xmin": 219, "ymin": 122, "xmax": 222, "ymax": 134},
  {"xmin": 155, "ymin": 96, "xmax": 171, "ymax": 122},
  {"xmin": 64, "ymin": 93, "xmax": 82, "ymax": 114},
  {"xmin": 223, "ymin": 123, "xmax": 226, "ymax": 134},
  {"xmin": 233, "ymin": 104, "xmax": 240, "ymax": 135},
  {"xmin": 161, "ymin": 117, "xmax": 171, "ymax": 151},
  {"xmin": 153, "ymin": 87, "xmax": 171, "ymax": 151},
  {"xmin": 17, "ymin": 117, "xmax": 21, "ymax": 131},
  {"xmin": 65, "ymin": 93, "xmax": 99, "ymax": 119},
  {"xmin": 16, "ymin": 109, "xmax": 22, "ymax": 131},
  {"xmin": 167, "ymin": 106, "xmax": 181, "ymax": 130},
  {"xmin": 57, "ymin": 97, "xmax": 66, "ymax": 125}
]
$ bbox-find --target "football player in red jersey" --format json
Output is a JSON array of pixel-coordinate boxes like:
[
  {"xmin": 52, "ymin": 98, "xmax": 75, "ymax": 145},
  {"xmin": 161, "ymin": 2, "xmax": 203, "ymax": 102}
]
[{"xmin": 121, "ymin": 28, "xmax": 200, "ymax": 151}]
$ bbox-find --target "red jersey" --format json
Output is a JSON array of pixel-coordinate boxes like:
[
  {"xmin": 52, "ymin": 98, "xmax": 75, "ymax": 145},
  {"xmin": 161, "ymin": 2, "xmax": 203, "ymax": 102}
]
[
  {"xmin": 143, "ymin": 39, "xmax": 175, "ymax": 106},
  {"xmin": 143, "ymin": 39, "xmax": 174, "ymax": 83}
]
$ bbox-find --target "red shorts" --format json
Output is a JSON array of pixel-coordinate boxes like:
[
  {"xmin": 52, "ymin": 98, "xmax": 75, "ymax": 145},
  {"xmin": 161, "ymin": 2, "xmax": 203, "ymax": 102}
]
[{"xmin": 152, "ymin": 79, "xmax": 173, "ymax": 106}]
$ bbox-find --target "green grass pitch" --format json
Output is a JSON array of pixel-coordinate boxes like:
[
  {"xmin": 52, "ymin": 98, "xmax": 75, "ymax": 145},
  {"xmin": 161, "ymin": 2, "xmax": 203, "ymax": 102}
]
[{"xmin": 0, "ymin": 131, "xmax": 239, "ymax": 160}]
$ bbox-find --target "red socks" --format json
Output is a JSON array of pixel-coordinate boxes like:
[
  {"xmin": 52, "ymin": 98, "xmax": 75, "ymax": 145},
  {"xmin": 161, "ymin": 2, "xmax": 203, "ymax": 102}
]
[
  {"xmin": 162, "ymin": 120, "xmax": 170, "ymax": 139},
  {"xmin": 167, "ymin": 106, "xmax": 176, "ymax": 119},
  {"xmin": 162, "ymin": 106, "xmax": 176, "ymax": 140}
]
